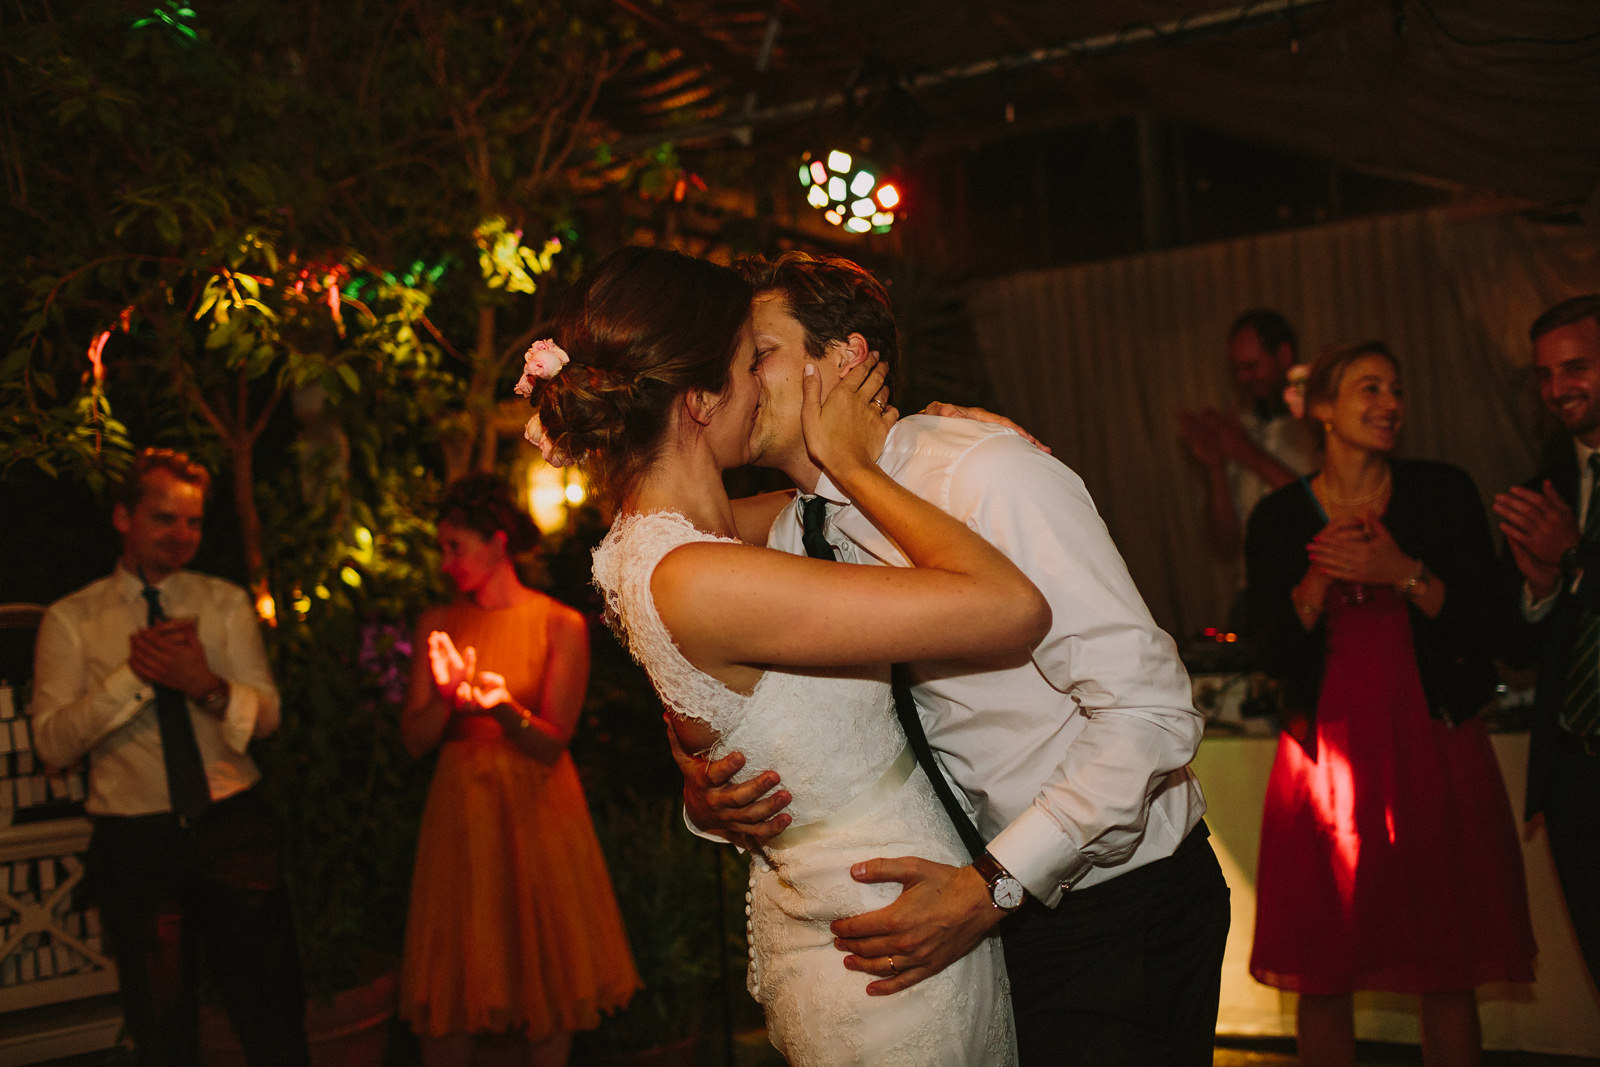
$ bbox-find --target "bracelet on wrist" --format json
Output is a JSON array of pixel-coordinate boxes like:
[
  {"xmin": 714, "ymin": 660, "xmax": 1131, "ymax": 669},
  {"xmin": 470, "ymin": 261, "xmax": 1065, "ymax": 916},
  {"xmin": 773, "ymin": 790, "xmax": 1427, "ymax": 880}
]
[{"xmin": 1399, "ymin": 560, "xmax": 1430, "ymax": 598}]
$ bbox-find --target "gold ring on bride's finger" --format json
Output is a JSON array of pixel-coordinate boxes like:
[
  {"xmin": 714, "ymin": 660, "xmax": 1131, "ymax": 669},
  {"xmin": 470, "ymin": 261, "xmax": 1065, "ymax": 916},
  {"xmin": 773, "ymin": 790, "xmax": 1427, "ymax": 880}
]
[
  {"xmin": 870, "ymin": 397, "xmax": 886, "ymax": 412},
  {"xmin": 886, "ymin": 956, "xmax": 899, "ymax": 975}
]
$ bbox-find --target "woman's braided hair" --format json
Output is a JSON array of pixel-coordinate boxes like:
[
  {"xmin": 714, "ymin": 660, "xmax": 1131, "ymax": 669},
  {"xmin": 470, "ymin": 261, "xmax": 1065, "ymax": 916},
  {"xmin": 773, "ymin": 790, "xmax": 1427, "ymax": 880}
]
[{"xmin": 526, "ymin": 246, "xmax": 753, "ymax": 503}]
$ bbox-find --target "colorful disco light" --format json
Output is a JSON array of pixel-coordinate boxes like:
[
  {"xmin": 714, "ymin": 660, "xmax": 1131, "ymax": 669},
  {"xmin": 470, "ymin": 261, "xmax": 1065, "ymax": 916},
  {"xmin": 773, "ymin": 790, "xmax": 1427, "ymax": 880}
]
[{"xmin": 797, "ymin": 150, "xmax": 899, "ymax": 233}]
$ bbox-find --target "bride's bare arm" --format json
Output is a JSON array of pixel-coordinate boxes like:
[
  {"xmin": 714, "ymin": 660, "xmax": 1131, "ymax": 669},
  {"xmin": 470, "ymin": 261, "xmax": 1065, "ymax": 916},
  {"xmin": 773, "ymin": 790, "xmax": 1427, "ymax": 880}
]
[{"xmin": 654, "ymin": 362, "xmax": 1050, "ymax": 678}]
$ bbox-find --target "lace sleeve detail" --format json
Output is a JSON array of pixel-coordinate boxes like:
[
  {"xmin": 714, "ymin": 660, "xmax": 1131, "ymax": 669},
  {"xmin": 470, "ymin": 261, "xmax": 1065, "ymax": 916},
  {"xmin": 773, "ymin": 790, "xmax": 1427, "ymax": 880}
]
[{"xmin": 591, "ymin": 511, "xmax": 748, "ymax": 733}]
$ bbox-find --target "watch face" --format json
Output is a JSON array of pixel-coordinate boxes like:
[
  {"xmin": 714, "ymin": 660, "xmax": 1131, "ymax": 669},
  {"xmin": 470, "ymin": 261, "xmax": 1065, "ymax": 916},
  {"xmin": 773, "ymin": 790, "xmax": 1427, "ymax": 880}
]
[{"xmin": 991, "ymin": 875, "xmax": 1024, "ymax": 910}]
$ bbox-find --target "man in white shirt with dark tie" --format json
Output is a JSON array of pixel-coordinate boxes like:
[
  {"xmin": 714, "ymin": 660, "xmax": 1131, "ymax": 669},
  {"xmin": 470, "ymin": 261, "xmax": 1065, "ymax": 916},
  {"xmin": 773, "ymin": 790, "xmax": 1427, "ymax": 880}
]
[
  {"xmin": 30, "ymin": 447, "xmax": 309, "ymax": 1067},
  {"xmin": 678, "ymin": 252, "xmax": 1230, "ymax": 1065}
]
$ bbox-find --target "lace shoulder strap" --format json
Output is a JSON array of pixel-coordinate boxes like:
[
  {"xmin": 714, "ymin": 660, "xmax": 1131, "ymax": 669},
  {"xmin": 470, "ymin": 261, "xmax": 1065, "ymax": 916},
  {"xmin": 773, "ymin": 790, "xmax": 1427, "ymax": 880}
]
[{"xmin": 591, "ymin": 511, "xmax": 744, "ymax": 729}]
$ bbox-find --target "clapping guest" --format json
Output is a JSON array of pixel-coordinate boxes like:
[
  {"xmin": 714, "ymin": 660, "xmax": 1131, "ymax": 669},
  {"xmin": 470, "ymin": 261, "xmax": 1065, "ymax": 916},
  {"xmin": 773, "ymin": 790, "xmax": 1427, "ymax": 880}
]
[
  {"xmin": 1179, "ymin": 309, "xmax": 1318, "ymax": 562},
  {"xmin": 1242, "ymin": 342, "xmax": 1535, "ymax": 1067},
  {"xmin": 399, "ymin": 474, "xmax": 638, "ymax": 1067}
]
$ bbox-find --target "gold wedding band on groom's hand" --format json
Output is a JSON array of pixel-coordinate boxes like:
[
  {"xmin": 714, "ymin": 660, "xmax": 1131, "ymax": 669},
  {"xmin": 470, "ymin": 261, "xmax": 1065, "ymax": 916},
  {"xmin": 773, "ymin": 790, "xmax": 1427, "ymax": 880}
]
[
  {"xmin": 886, "ymin": 956, "xmax": 899, "ymax": 976},
  {"xmin": 870, "ymin": 398, "xmax": 886, "ymax": 412}
]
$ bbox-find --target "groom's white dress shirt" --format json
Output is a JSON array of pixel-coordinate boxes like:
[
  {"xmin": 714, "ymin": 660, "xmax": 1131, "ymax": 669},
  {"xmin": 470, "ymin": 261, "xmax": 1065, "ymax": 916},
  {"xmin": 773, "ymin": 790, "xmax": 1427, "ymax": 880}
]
[{"xmin": 771, "ymin": 415, "xmax": 1205, "ymax": 906}]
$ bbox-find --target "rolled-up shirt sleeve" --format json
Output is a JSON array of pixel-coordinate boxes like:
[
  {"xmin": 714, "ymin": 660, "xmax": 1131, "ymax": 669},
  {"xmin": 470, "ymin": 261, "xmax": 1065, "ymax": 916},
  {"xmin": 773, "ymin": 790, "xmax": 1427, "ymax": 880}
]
[{"xmin": 944, "ymin": 437, "xmax": 1203, "ymax": 902}]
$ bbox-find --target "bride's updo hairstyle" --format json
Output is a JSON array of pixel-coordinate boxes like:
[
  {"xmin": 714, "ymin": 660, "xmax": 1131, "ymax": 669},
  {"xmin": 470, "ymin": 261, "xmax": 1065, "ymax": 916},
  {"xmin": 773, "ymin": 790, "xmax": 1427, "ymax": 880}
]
[{"xmin": 528, "ymin": 246, "xmax": 753, "ymax": 503}]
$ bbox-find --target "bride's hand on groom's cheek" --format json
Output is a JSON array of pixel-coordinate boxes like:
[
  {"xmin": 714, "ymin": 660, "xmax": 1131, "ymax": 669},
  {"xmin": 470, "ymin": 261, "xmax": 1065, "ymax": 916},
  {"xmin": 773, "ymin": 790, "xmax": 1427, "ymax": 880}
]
[
  {"xmin": 830, "ymin": 858, "xmax": 1005, "ymax": 995},
  {"xmin": 801, "ymin": 359, "xmax": 895, "ymax": 477}
]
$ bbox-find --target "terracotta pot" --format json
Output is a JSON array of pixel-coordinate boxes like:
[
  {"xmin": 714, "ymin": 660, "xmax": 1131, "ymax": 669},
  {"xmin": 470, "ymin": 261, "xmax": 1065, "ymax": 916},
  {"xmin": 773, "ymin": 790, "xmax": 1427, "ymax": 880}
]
[{"xmin": 200, "ymin": 965, "xmax": 397, "ymax": 1067}]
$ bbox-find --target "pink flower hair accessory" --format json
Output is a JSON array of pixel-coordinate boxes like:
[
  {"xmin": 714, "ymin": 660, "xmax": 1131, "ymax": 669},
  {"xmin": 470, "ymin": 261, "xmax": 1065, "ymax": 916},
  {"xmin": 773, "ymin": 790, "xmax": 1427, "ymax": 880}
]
[
  {"xmin": 514, "ymin": 339, "xmax": 569, "ymax": 397},
  {"xmin": 524, "ymin": 413, "xmax": 572, "ymax": 468}
]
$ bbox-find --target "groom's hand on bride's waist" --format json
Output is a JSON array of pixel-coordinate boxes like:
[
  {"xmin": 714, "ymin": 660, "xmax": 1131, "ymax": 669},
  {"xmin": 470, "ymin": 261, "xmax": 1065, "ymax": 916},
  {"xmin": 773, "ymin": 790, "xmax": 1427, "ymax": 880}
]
[
  {"xmin": 830, "ymin": 859, "xmax": 1004, "ymax": 995},
  {"xmin": 668, "ymin": 724, "xmax": 792, "ymax": 847}
]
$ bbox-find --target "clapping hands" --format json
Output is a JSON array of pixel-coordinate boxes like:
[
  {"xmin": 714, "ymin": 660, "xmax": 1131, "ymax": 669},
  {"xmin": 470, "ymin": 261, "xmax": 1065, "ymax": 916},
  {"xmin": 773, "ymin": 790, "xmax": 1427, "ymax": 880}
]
[
  {"xmin": 427, "ymin": 631, "xmax": 507, "ymax": 713},
  {"xmin": 1178, "ymin": 408, "xmax": 1256, "ymax": 469},
  {"xmin": 129, "ymin": 618, "xmax": 218, "ymax": 699},
  {"xmin": 1493, "ymin": 481, "xmax": 1577, "ymax": 598},
  {"xmin": 1306, "ymin": 514, "xmax": 1413, "ymax": 586}
]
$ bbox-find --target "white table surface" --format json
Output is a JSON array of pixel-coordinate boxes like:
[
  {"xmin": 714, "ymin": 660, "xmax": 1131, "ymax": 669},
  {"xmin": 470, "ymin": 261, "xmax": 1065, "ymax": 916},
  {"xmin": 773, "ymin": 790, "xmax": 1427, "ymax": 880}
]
[{"xmin": 1194, "ymin": 730, "xmax": 1600, "ymax": 1056}]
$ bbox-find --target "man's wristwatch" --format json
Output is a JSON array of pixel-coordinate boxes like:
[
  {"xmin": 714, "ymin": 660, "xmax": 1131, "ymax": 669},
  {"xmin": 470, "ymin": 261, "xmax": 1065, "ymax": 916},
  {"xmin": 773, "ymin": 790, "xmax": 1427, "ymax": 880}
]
[
  {"xmin": 972, "ymin": 851, "xmax": 1025, "ymax": 911},
  {"xmin": 199, "ymin": 679, "xmax": 230, "ymax": 716},
  {"xmin": 1562, "ymin": 546, "xmax": 1583, "ymax": 580}
]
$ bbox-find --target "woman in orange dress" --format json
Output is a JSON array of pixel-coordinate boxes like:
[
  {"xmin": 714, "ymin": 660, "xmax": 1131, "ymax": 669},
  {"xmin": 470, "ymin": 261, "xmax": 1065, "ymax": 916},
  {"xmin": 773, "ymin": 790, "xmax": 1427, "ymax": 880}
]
[{"xmin": 399, "ymin": 474, "xmax": 639, "ymax": 1067}]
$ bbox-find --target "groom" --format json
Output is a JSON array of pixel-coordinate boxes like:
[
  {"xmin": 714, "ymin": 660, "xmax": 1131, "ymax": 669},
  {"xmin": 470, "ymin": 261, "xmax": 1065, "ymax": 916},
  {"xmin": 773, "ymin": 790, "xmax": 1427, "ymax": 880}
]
[{"xmin": 677, "ymin": 251, "xmax": 1229, "ymax": 1065}]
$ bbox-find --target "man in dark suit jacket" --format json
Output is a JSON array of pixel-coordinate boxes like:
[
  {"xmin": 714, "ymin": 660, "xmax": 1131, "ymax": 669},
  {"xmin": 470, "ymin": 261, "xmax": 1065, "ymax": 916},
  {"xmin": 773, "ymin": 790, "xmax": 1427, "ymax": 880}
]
[{"xmin": 1494, "ymin": 293, "xmax": 1600, "ymax": 988}]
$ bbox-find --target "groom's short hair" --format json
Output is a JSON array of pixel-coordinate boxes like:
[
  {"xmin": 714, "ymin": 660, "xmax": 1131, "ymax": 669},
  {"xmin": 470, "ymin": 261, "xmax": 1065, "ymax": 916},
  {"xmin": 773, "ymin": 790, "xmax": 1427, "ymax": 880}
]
[{"xmin": 740, "ymin": 252, "xmax": 899, "ymax": 376}]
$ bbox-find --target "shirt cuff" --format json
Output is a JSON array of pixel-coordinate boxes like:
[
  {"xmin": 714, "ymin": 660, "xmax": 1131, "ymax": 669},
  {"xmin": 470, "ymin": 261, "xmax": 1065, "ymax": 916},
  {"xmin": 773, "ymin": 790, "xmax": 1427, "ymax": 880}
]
[
  {"xmin": 986, "ymin": 806, "xmax": 1092, "ymax": 909},
  {"xmin": 1522, "ymin": 582, "xmax": 1558, "ymax": 622},
  {"xmin": 112, "ymin": 663, "xmax": 156, "ymax": 718},
  {"xmin": 218, "ymin": 681, "xmax": 260, "ymax": 755},
  {"xmin": 681, "ymin": 804, "xmax": 743, "ymax": 850}
]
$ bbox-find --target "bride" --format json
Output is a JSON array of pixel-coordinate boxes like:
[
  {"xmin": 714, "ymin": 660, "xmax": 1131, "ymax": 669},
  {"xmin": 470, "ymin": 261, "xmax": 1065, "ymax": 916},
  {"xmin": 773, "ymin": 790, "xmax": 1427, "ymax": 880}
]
[{"xmin": 519, "ymin": 246, "xmax": 1048, "ymax": 1065}]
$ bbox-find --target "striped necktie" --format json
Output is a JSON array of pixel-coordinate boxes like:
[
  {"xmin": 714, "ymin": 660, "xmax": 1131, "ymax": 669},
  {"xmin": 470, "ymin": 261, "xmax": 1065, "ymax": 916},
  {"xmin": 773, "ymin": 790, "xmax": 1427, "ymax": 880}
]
[{"xmin": 1560, "ymin": 454, "xmax": 1600, "ymax": 743}]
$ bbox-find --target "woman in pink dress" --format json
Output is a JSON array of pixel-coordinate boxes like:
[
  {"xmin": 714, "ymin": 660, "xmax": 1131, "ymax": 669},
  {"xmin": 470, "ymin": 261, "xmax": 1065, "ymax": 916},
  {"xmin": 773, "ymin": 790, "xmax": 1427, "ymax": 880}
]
[{"xmin": 1243, "ymin": 342, "xmax": 1535, "ymax": 1066}]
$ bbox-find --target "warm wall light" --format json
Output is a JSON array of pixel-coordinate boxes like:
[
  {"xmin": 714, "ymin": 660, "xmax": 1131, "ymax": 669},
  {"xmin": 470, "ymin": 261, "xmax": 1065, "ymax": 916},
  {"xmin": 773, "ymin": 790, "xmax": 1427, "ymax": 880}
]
[
  {"xmin": 798, "ymin": 150, "xmax": 898, "ymax": 233},
  {"xmin": 526, "ymin": 462, "xmax": 591, "ymax": 533}
]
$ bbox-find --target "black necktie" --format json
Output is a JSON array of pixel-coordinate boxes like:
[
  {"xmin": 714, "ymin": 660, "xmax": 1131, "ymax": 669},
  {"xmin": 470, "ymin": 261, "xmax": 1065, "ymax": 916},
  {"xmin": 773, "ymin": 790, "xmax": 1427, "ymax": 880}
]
[
  {"xmin": 799, "ymin": 496, "xmax": 986, "ymax": 858},
  {"xmin": 139, "ymin": 577, "xmax": 212, "ymax": 822}
]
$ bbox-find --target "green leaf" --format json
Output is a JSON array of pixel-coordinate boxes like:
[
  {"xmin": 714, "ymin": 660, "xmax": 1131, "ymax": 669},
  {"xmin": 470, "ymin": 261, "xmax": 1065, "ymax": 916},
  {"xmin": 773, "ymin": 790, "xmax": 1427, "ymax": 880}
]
[
  {"xmin": 336, "ymin": 364, "xmax": 361, "ymax": 393},
  {"xmin": 91, "ymin": 98, "xmax": 124, "ymax": 134},
  {"xmin": 154, "ymin": 208, "xmax": 182, "ymax": 246},
  {"xmin": 205, "ymin": 315, "xmax": 241, "ymax": 350}
]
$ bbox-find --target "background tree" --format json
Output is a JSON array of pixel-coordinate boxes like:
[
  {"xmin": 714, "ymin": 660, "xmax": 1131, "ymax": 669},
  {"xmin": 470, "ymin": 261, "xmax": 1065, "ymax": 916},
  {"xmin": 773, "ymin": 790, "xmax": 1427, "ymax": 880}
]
[{"xmin": 0, "ymin": 0, "xmax": 683, "ymax": 1002}]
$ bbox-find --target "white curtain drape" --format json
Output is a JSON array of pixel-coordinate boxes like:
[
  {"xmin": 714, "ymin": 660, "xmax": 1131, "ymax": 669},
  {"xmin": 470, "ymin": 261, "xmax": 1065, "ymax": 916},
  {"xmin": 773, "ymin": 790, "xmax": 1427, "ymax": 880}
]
[{"xmin": 968, "ymin": 208, "xmax": 1600, "ymax": 638}]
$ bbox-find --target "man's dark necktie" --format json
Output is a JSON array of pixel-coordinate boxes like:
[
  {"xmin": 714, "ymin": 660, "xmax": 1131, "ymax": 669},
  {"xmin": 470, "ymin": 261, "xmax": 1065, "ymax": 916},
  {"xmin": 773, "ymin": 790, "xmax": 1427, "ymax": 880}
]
[
  {"xmin": 1564, "ymin": 456, "xmax": 1600, "ymax": 745},
  {"xmin": 138, "ymin": 575, "xmax": 212, "ymax": 822},
  {"xmin": 799, "ymin": 495, "xmax": 986, "ymax": 858}
]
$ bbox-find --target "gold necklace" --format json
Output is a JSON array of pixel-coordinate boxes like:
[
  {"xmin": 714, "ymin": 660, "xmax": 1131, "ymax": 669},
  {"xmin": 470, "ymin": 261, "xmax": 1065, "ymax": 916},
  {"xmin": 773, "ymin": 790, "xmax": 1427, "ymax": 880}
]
[{"xmin": 1317, "ymin": 469, "xmax": 1391, "ymax": 507}]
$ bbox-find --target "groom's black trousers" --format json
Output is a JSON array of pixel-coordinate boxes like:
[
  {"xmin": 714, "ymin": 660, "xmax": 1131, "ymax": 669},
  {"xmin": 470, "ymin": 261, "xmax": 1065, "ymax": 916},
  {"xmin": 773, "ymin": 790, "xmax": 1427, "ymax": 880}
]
[{"xmin": 1000, "ymin": 822, "xmax": 1230, "ymax": 1066}]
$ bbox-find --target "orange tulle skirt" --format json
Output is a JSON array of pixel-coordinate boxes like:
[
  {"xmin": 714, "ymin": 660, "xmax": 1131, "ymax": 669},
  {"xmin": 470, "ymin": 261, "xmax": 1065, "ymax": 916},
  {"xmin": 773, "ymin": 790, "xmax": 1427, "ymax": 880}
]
[{"xmin": 399, "ymin": 738, "xmax": 640, "ymax": 1038}]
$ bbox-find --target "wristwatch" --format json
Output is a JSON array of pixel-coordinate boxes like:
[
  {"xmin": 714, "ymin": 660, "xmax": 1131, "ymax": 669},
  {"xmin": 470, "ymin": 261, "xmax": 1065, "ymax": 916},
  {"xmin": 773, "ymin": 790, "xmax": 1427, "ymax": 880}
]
[
  {"xmin": 199, "ymin": 679, "xmax": 231, "ymax": 716},
  {"xmin": 972, "ymin": 851, "xmax": 1025, "ymax": 911}
]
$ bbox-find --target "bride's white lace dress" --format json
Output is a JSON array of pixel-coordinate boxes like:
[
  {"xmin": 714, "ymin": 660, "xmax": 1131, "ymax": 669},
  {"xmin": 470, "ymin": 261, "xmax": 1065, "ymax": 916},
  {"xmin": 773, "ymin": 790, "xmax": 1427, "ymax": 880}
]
[{"xmin": 593, "ymin": 511, "xmax": 1016, "ymax": 1067}]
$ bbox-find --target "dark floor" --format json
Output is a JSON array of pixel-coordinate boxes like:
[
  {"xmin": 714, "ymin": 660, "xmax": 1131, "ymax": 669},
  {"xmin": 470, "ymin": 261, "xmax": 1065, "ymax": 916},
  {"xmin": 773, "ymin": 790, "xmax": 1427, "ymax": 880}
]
[{"xmin": 17, "ymin": 1028, "xmax": 1600, "ymax": 1066}]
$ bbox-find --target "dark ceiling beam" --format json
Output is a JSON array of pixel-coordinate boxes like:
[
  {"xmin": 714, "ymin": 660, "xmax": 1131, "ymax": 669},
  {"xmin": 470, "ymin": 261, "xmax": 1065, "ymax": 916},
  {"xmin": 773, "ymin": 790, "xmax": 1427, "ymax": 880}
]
[
  {"xmin": 609, "ymin": 0, "xmax": 770, "ymax": 93},
  {"xmin": 899, "ymin": 0, "xmax": 1332, "ymax": 94},
  {"xmin": 610, "ymin": 0, "xmax": 1333, "ymax": 154}
]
